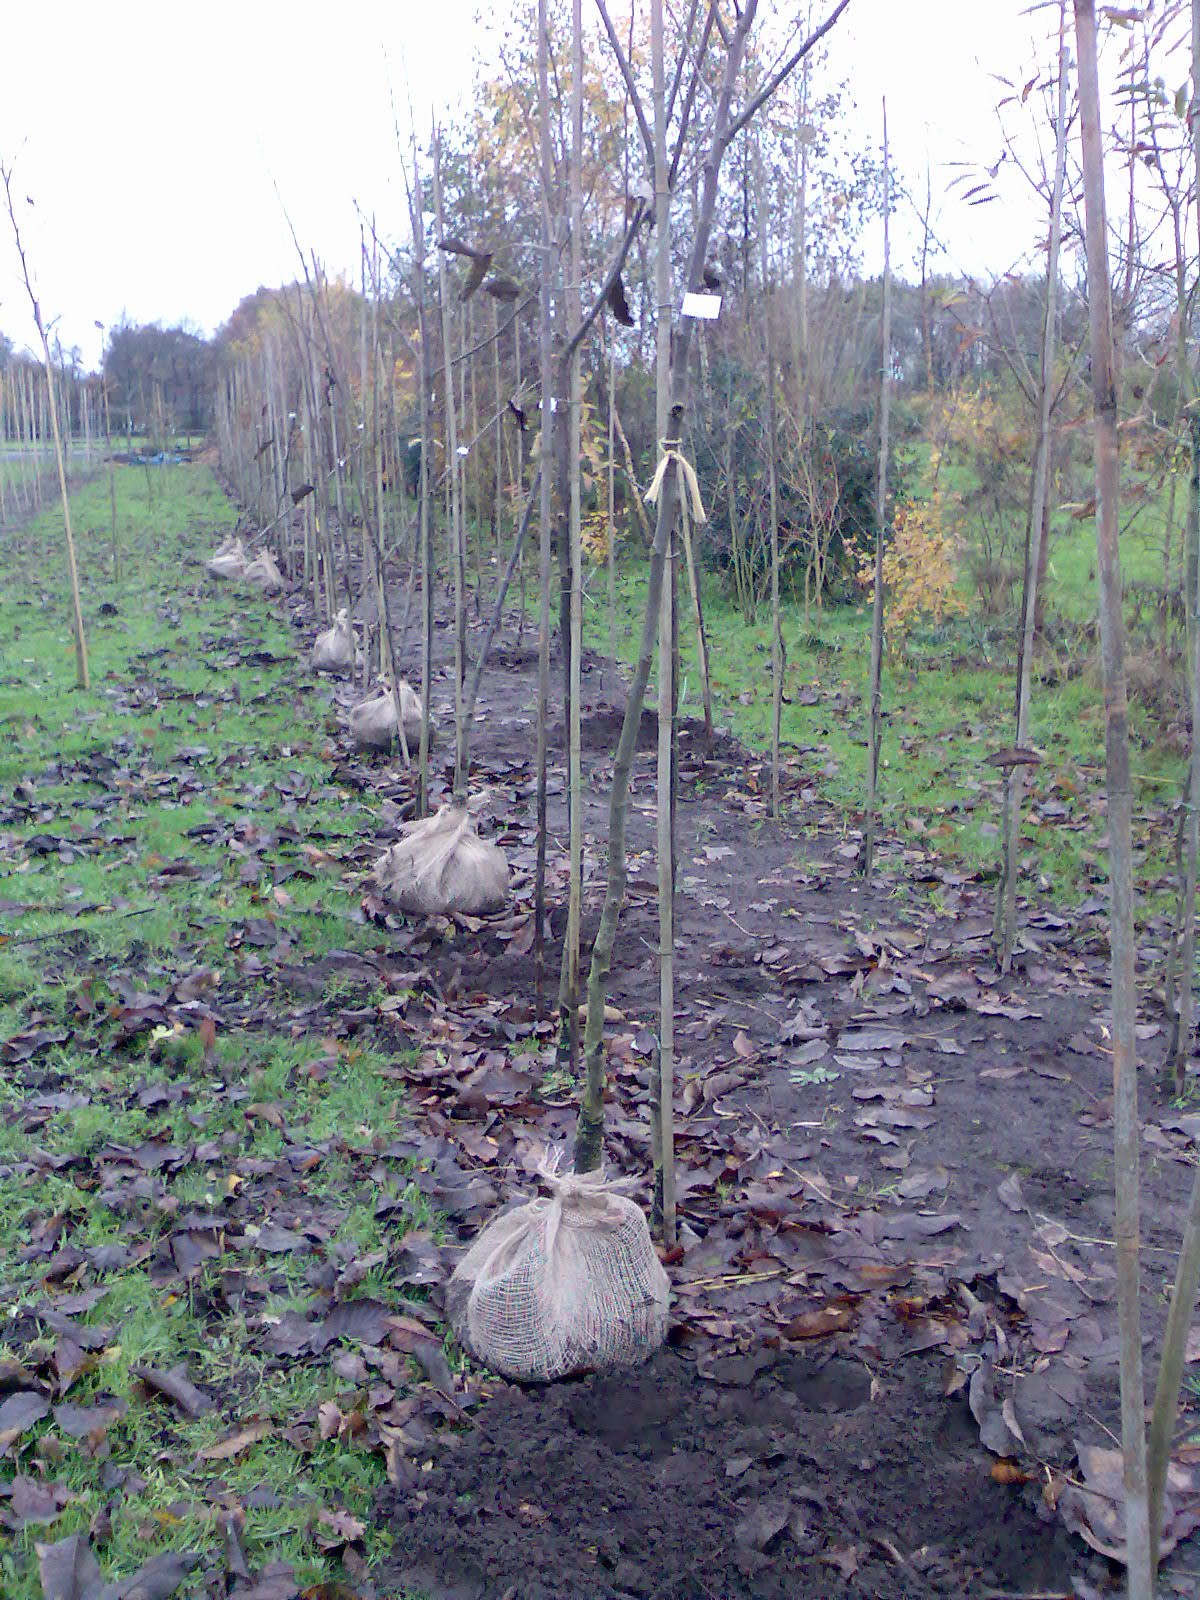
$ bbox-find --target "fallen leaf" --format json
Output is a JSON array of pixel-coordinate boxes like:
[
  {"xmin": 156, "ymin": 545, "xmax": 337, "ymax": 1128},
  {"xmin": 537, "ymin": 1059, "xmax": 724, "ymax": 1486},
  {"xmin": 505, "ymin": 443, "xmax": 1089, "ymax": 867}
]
[
  {"xmin": 0, "ymin": 1390, "xmax": 49, "ymax": 1450},
  {"xmin": 315, "ymin": 1507, "xmax": 366, "ymax": 1549},
  {"xmin": 734, "ymin": 1500, "xmax": 790, "ymax": 1551},
  {"xmin": 6, "ymin": 1475, "xmax": 73, "ymax": 1529},
  {"xmin": 36, "ymin": 1533, "xmax": 104, "ymax": 1600},
  {"xmin": 997, "ymin": 1172, "xmax": 1024, "ymax": 1212},
  {"xmin": 732, "ymin": 1030, "xmax": 757, "ymax": 1061},
  {"xmin": 821, "ymin": 1542, "xmax": 860, "ymax": 1578},
  {"xmin": 197, "ymin": 1421, "xmax": 271, "ymax": 1461},
  {"xmin": 119, "ymin": 1551, "xmax": 200, "ymax": 1599},
  {"xmin": 132, "ymin": 1364, "xmax": 213, "ymax": 1418},
  {"xmin": 52, "ymin": 1401, "xmax": 125, "ymax": 1441},
  {"xmin": 782, "ymin": 1305, "xmax": 856, "ymax": 1340}
]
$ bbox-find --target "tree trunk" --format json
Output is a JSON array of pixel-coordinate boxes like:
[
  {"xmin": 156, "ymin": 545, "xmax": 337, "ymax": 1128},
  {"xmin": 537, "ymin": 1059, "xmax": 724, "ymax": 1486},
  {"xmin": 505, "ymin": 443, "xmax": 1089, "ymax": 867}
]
[
  {"xmin": 433, "ymin": 133, "xmax": 468, "ymax": 800},
  {"xmin": 408, "ymin": 137, "xmax": 436, "ymax": 817},
  {"xmin": 576, "ymin": 0, "xmax": 770, "ymax": 1172},
  {"xmin": 558, "ymin": 0, "xmax": 585, "ymax": 1076},
  {"xmin": 648, "ymin": 0, "xmax": 675, "ymax": 1227}
]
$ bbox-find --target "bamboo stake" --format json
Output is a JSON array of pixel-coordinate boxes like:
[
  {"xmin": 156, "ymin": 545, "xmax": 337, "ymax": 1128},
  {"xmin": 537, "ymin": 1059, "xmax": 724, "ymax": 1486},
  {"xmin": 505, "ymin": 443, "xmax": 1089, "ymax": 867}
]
[
  {"xmin": 1170, "ymin": 0, "xmax": 1200, "ymax": 1089},
  {"xmin": 757, "ymin": 135, "xmax": 783, "ymax": 817},
  {"xmin": 1074, "ymin": 5, "xmax": 1153, "ymax": 1594},
  {"xmin": 678, "ymin": 495, "xmax": 713, "ymax": 737},
  {"xmin": 861, "ymin": 103, "xmax": 891, "ymax": 882},
  {"xmin": 607, "ymin": 336, "xmax": 618, "ymax": 681},
  {"xmin": 100, "ymin": 362, "xmax": 119, "ymax": 586},
  {"xmin": 1146, "ymin": 0, "xmax": 1200, "ymax": 1567},
  {"xmin": 462, "ymin": 469, "xmax": 543, "ymax": 735},
  {"xmin": 996, "ymin": 3, "xmax": 1068, "ymax": 973}
]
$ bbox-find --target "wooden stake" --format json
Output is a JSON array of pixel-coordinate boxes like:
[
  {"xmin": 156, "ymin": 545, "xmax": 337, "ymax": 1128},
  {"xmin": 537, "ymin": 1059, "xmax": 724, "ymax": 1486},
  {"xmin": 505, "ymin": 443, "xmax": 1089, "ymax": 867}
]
[
  {"xmin": 996, "ymin": 1, "xmax": 1068, "ymax": 974},
  {"xmin": 861, "ymin": 102, "xmax": 891, "ymax": 882},
  {"xmin": 1074, "ymin": 5, "xmax": 1153, "ymax": 1594}
]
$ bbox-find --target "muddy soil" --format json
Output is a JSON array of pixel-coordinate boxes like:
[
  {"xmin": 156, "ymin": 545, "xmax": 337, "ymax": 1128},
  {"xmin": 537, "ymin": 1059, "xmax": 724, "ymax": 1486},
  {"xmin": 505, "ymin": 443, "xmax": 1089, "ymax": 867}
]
[{"xmin": 382, "ymin": 1347, "xmax": 1083, "ymax": 1600}]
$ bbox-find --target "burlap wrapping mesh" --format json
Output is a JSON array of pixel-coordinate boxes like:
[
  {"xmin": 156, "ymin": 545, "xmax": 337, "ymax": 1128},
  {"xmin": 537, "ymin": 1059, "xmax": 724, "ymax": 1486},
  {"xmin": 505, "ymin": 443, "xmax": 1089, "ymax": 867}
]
[
  {"xmin": 313, "ymin": 608, "xmax": 354, "ymax": 673},
  {"xmin": 206, "ymin": 537, "xmax": 247, "ymax": 579},
  {"xmin": 349, "ymin": 680, "xmax": 426, "ymax": 750},
  {"xmin": 371, "ymin": 804, "xmax": 508, "ymax": 916},
  {"xmin": 447, "ymin": 1163, "xmax": 670, "ymax": 1383},
  {"xmin": 243, "ymin": 549, "xmax": 284, "ymax": 592}
]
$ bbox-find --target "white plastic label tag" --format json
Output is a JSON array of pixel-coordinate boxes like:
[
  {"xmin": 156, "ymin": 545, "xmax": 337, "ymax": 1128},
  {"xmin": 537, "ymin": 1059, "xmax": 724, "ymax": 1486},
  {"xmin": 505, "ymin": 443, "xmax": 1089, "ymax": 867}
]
[{"xmin": 681, "ymin": 292, "xmax": 722, "ymax": 319}]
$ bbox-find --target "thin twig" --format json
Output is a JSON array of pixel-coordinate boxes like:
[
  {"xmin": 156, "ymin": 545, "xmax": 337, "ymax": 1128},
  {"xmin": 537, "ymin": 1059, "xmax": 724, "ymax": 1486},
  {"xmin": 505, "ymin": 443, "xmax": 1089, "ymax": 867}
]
[{"xmin": 594, "ymin": 0, "xmax": 655, "ymax": 171}]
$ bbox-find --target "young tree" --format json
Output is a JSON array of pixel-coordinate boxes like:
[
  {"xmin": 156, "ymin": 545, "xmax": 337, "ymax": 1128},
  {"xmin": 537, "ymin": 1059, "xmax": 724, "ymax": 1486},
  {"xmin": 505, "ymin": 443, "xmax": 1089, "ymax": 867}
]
[
  {"xmin": 651, "ymin": 0, "xmax": 677, "ymax": 1242},
  {"xmin": 575, "ymin": 0, "xmax": 854, "ymax": 1173},
  {"xmin": 433, "ymin": 132, "xmax": 469, "ymax": 799},
  {"xmin": 2, "ymin": 164, "xmax": 89, "ymax": 691}
]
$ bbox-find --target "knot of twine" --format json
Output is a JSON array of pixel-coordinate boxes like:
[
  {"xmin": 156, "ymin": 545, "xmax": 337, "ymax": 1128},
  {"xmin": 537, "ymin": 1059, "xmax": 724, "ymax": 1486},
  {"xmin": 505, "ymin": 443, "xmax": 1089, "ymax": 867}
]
[
  {"xmin": 645, "ymin": 438, "xmax": 707, "ymax": 525},
  {"xmin": 535, "ymin": 1147, "xmax": 637, "ymax": 1200}
]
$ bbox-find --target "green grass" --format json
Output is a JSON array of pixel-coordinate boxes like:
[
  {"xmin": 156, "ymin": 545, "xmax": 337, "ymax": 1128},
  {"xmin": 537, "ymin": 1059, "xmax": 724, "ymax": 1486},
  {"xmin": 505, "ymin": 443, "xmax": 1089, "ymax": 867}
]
[
  {"xmin": 0, "ymin": 466, "xmax": 419, "ymax": 1598},
  {"xmin": 586, "ymin": 485, "xmax": 1185, "ymax": 915}
]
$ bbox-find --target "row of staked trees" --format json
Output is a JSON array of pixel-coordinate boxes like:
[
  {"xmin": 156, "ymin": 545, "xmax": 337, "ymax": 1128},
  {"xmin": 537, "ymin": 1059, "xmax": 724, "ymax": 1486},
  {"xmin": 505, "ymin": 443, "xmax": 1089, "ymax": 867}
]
[{"xmin": 207, "ymin": 4, "xmax": 1200, "ymax": 1593}]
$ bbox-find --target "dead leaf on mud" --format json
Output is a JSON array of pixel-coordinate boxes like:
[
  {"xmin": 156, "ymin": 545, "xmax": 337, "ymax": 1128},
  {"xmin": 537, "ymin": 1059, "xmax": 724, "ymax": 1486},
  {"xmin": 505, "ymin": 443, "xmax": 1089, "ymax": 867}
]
[
  {"xmin": 734, "ymin": 1499, "xmax": 791, "ymax": 1550},
  {"xmin": 781, "ymin": 1305, "xmax": 856, "ymax": 1340},
  {"xmin": 821, "ymin": 1541, "xmax": 861, "ymax": 1578},
  {"xmin": 997, "ymin": 1172, "xmax": 1024, "ymax": 1211},
  {"xmin": 969, "ymin": 1359, "xmax": 1023, "ymax": 1457},
  {"xmin": 1059, "ymin": 1440, "xmax": 1200, "ymax": 1563},
  {"xmin": 838, "ymin": 1028, "xmax": 907, "ymax": 1054}
]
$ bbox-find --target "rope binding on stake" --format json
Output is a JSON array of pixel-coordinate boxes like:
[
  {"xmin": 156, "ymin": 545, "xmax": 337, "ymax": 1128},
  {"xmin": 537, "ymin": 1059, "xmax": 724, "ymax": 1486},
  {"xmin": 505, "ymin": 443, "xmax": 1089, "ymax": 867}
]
[{"xmin": 645, "ymin": 437, "xmax": 707, "ymax": 525}]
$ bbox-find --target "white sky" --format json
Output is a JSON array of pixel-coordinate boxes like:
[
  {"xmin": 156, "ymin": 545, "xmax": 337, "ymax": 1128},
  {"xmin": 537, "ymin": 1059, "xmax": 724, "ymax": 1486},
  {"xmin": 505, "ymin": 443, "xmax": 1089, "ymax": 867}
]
[{"xmin": 0, "ymin": 1, "xmax": 1082, "ymax": 369}]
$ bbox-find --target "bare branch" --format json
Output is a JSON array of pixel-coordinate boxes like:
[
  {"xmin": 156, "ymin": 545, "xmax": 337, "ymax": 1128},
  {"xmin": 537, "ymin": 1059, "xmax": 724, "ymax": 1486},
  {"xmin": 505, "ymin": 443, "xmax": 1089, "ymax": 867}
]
[
  {"xmin": 669, "ymin": 1, "xmax": 718, "ymax": 187},
  {"xmin": 724, "ymin": 0, "xmax": 854, "ymax": 145},
  {"xmin": 595, "ymin": 0, "xmax": 656, "ymax": 173},
  {"xmin": 665, "ymin": 0, "xmax": 702, "ymax": 129},
  {"xmin": 562, "ymin": 200, "xmax": 649, "ymax": 367}
]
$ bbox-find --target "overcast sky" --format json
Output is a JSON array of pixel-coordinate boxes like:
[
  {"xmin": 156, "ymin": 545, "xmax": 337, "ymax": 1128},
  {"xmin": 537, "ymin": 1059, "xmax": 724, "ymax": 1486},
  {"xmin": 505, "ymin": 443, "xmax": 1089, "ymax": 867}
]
[{"xmin": 0, "ymin": 1, "xmax": 1074, "ymax": 370}]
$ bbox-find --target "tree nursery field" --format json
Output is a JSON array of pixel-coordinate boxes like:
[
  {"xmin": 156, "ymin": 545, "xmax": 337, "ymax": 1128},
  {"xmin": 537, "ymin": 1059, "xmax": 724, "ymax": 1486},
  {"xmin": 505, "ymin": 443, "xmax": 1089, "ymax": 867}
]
[{"xmin": 7, "ymin": 2, "xmax": 1200, "ymax": 1599}]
